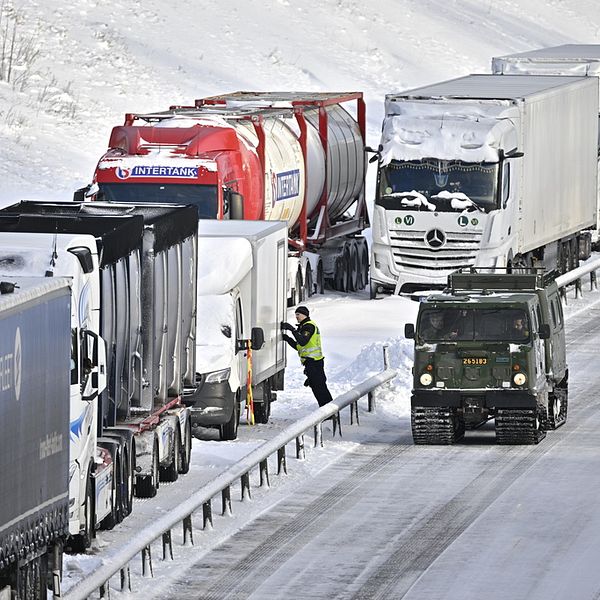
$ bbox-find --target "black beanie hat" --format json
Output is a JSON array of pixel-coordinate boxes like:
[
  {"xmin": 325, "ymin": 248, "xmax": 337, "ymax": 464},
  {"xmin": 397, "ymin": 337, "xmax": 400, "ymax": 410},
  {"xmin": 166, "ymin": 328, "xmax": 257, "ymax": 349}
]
[{"xmin": 295, "ymin": 306, "xmax": 310, "ymax": 317}]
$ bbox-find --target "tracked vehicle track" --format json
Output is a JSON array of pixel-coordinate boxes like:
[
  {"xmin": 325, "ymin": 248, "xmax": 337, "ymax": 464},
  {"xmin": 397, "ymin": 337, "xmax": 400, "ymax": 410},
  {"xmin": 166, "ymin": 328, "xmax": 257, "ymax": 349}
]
[
  {"xmin": 411, "ymin": 407, "xmax": 464, "ymax": 445},
  {"xmin": 495, "ymin": 408, "xmax": 546, "ymax": 444}
]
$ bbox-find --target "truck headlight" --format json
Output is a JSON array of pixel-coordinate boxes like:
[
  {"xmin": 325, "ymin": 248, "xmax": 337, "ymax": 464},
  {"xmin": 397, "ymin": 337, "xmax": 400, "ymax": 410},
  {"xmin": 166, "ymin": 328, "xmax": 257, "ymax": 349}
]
[
  {"xmin": 513, "ymin": 372, "xmax": 527, "ymax": 386},
  {"xmin": 420, "ymin": 373, "xmax": 433, "ymax": 386},
  {"xmin": 205, "ymin": 368, "xmax": 231, "ymax": 384}
]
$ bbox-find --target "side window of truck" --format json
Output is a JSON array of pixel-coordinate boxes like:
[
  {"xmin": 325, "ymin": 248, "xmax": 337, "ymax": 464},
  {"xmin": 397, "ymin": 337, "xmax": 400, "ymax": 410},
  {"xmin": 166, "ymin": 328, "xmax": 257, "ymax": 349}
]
[
  {"xmin": 536, "ymin": 305, "xmax": 543, "ymax": 332},
  {"xmin": 549, "ymin": 299, "xmax": 557, "ymax": 329},
  {"xmin": 552, "ymin": 297, "xmax": 563, "ymax": 327}
]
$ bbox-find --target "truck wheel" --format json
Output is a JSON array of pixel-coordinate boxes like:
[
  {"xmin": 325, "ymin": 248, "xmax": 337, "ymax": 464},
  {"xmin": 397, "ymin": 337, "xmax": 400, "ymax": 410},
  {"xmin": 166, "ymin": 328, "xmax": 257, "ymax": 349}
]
[
  {"xmin": 296, "ymin": 268, "xmax": 305, "ymax": 303},
  {"xmin": 100, "ymin": 454, "xmax": 119, "ymax": 530},
  {"xmin": 304, "ymin": 263, "xmax": 314, "ymax": 298},
  {"xmin": 348, "ymin": 242, "xmax": 359, "ymax": 292},
  {"xmin": 358, "ymin": 239, "xmax": 369, "ymax": 290},
  {"xmin": 334, "ymin": 254, "xmax": 348, "ymax": 292},
  {"xmin": 369, "ymin": 279, "xmax": 379, "ymax": 300},
  {"xmin": 160, "ymin": 427, "xmax": 181, "ymax": 482},
  {"xmin": 123, "ymin": 445, "xmax": 135, "ymax": 517},
  {"xmin": 316, "ymin": 261, "xmax": 325, "ymax": 294},
  {"xmin": 179, "ymin": 418, "xmax": 192, "ymax": 474},
  {"xmin": 220, "ymin": 393, "xmax": 240, "ymax": 441},
  {"xmin": 255, "ymin": 381, "xmax": 272, "ymax": 424},
  {"xmin": 135, "ymin": 440, "xmax": 159, "ymax": 498},
  {"xmin": 69, "ymin": 476, "xmax": 94, "ymax": 552}
]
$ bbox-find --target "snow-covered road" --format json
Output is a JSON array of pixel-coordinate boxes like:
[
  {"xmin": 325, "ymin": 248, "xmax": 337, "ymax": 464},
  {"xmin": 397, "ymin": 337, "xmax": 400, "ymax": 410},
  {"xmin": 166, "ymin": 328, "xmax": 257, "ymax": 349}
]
[{"xmin": 63, "ymin": 285, "xmax": 600, "ymax": 599}]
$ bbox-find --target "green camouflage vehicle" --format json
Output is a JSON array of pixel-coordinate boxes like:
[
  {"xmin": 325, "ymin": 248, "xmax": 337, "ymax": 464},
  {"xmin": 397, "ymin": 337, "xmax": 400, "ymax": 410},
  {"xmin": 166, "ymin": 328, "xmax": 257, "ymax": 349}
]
[{"xmin": 404, "ymin": 270, "xmax": 568, "ymax": 445}]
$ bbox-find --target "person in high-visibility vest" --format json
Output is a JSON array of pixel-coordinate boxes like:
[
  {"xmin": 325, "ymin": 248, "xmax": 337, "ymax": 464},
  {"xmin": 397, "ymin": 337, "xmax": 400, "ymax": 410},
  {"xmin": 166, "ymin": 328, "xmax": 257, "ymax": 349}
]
[{"xmin": 281, "ymin": 305, "xmax": 333, "ymax": 407}]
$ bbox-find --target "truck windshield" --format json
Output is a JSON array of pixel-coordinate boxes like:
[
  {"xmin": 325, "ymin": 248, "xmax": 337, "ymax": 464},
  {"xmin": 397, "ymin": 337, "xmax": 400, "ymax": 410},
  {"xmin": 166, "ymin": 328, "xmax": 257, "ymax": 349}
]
[
  {"xmin": 98, "ymin": 183, "xmax": 218, "ymax": 219},
  {"xmin": 418, "ymin": 308, "xmax": 530, "ymax": 342},
  {"xmin": 377, "ymin": 159, "xmax": 498, "ymax": 212}
]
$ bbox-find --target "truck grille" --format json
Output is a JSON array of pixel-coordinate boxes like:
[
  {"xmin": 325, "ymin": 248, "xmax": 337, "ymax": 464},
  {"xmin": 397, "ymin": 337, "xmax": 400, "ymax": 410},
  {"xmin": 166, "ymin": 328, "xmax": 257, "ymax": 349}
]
[{"xmin": 390, "ymin": 228, "xmax": 482, "ymax": 272}]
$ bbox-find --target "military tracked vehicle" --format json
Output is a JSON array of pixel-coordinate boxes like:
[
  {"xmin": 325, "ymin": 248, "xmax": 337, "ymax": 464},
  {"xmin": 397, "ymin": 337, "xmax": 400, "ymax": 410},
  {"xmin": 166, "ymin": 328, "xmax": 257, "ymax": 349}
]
[{"xmin": 405, "ymin": 270, "xmax": 568, "ymax": 444}]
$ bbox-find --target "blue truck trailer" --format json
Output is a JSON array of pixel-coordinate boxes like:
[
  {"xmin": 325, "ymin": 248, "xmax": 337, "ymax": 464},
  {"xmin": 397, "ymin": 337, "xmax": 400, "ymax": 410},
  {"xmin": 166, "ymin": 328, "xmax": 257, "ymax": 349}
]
[{"xmin": 0, "ymin": 278, "xmax": 72, "ymax": 600}]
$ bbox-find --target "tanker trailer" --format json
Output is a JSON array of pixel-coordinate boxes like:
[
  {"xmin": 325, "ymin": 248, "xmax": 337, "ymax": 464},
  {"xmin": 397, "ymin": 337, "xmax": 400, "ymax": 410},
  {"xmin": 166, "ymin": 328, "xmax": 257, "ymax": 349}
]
[{"xmin": 84, "ymin": 92, "xmax": 370, "ymax": 303}]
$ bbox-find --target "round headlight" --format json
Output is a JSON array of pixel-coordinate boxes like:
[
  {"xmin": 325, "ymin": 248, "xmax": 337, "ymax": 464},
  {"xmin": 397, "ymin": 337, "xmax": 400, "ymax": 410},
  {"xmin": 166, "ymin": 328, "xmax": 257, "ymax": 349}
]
[
  {"xmin": 513, "ymin": 372, "xmax": 527, "ymax": 386},
  {"xmin": 420, "ymin": 372, "xmax": 433, "ymax": 386}
]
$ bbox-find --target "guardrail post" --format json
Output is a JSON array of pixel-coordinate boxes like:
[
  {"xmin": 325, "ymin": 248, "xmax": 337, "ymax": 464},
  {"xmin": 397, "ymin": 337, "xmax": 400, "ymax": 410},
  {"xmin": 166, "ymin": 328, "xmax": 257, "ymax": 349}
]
[
  {"xmin": 203, "ymin": 500, "xmax": 213, "ymax": 529},
  {"xmin": 183, "ymin": 515, "xmax": 194, "ymax": 546},
  {"xmin": 241, "ymin": 472, "xmax": 252, "ymax": 501},
  {"xmin": 222, "ymin": 486, "xmax": 232, "ymax": 516},
  {"xmin": 99, "ymin": 581, "xmax": 109, "ymax": 598},
  {"xmin": 142, "ymin": 545, "xmax": 153, "ymax": 578},
  {"xmin": 575, "ymin": 278, "xmax": 582, "ymax": 299},
  {"xmin": 332, "ymin": 412, "xmax": 342, "ymax": 437},
  {"xmin": 350, "ymin": 400, "xmax": 359, "ymax": 425},
  {"xmin": 314, "ymin": 423, "xmax": 323, "ymax": 447},
  {"xmin": 162, "ymin": 530, "xmax": 173, "ymax": 560},
  {"xmin": 368, "ymin": 390, "xmax": 376, "ymax": 412},
  {"xmin": 259, "ymin": 459, "xmax": 270, "ymax": 488},
  {"xmin": 277, "ymin": 446, "xmax": 287, "ymax": 475},
  {"xmin": 120, "ymin": 566, "xmax": 131, "ymax": 591},
  {"xmin": 560, "ymin": 286, "xmax": 567, "ymax": 305},
  {"xmin": 296, "ymin": 434, "xmax": 305, "ymax": 460}
]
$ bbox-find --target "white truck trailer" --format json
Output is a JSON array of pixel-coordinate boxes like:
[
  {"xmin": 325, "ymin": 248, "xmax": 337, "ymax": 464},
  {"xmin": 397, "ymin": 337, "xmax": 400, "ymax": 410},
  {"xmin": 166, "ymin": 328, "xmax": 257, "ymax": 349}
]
[
  {"xmin": 492, "ymin": 44, "xmax": 600, "ymax": 241},
  {"xmin": 0, "ymin": 201, "xmax": 198, "ymax": 551},
  {"xmin": 185, "ymin": 220, "xmax": 288, "ymax": 439},
  {"xmin": 370, "ymin": 74, "xmax": 599, "ymax": 296}
]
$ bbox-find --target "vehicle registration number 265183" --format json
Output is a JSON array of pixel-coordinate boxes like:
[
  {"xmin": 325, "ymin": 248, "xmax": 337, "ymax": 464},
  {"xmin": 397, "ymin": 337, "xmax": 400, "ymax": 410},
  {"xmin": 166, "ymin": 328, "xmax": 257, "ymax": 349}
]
[{"xmin": 463, "ymin": 357, "xmax": 487, "ymax": 366}]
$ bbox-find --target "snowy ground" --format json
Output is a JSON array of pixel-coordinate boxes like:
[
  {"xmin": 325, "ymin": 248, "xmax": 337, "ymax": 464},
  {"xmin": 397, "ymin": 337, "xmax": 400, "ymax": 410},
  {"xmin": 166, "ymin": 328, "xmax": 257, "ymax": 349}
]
[
  {"xmin": 4, "ymin": 0, "xmax": 600, "ymax": 596},
  {"xmin": 2, "ymin": 0, "xmax": 600, "ymax": 206}
]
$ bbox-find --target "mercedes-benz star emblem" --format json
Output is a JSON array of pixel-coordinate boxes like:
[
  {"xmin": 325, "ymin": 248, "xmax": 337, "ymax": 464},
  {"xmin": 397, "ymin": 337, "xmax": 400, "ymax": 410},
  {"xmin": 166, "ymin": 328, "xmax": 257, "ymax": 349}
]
[{"xmin": 425, "ymin": 228, "xmax": 446, "ymax": 249}]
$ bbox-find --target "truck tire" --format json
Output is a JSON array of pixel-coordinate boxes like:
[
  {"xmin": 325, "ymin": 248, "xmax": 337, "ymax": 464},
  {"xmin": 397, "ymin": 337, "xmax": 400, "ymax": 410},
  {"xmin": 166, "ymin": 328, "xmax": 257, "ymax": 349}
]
[
  {"xmin": 160, "ymin": 427, "xmax": 181, "ymax": 483},
  {"xmin": 348, "ymin": 241, "xmax": 359, "ymax": 292},
  {"xmin": 179, "ymin": 418, "xmax": 192, "ymax": 474},
  {"xmin": 135, "ymin": 440, "xmax": 160, "ymax": 498},
  {"xmin": 255, "ymin": 381, "xmax": 272, "ymax": 424},
  {"xmin": 304, "ymin": 263, "xmax": 314, "ymax": 298},
  {"xmin": 69, "ymin": 475, "xmax": 94, "ymax": 553},
  {"xmin": 296, "ymin": 268, "xmax": 305, "ymax": 303},
  {"xmin": 100, "ymin": 453, "xmax": 119, "ymax": 530},
  {"xmin": 316, "ymin": 261, "xmax": 325, "ymax": 294},
  {"xmin": 369, "ymin": 278, "xmax": 379, "ymax": 300},
  {"xmin": 220, "ymin": 393, "xmax": 240, "ymax": 441}
]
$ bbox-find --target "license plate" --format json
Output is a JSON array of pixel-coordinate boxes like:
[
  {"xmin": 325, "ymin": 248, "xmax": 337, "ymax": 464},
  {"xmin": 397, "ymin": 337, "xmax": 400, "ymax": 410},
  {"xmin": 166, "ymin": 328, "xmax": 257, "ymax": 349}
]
[{"xmin": 463, "ymin": 357, "xmax": 487, "ymax": 366}]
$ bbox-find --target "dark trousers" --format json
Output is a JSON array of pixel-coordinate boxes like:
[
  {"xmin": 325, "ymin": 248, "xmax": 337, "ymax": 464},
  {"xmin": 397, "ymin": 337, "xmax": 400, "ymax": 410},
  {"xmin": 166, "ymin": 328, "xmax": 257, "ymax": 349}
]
[{"xmin": 304, "ymin": 359, "xmax": 333, "ymax": 407}]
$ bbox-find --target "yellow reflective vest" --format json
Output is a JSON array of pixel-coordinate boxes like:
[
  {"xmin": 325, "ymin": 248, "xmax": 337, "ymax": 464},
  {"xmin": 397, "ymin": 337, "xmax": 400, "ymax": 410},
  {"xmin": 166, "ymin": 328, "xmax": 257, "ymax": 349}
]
[{"xmin": 297, "ymin": 319, "xmax": 324, "ymax": 363}]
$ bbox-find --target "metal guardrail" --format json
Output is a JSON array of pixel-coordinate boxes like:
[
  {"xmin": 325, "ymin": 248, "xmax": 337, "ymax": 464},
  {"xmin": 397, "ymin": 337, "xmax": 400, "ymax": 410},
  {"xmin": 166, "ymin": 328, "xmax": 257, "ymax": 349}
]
[
  {"xmin": 555, "ymin": 257, "xmax": 600, "ymax": 301},
  {"xmin": 62, "ymin": 362, "xmax": 398, "ymax": 599}
]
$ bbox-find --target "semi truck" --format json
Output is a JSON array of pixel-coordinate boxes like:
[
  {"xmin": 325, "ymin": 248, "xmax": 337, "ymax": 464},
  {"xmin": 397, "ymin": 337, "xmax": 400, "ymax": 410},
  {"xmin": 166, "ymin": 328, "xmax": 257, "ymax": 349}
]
[
  {"xmin": 370, "ymin": 74, "xmax": 599, "ymax": 296},
  {"xmin": 188, "ymin": 220, "xmax": 288, "ymax": 439},
  {"xmin": 81, "ymin": 91, "xmax": 369, "ymax": 302},
  {"xmin": 404, "ymin": 269, "xmax": 568, "ymax": 445},
  {"xmin": 0, "ymin": 278, "xmax": 72, "ymax": 600},
  {"xmin": 492, "ymin": 44, "xmax": 600, "ymax": 237},
  {"xmin": 0, "ymin": 201, "xmax": 198, "ymax": 552}
]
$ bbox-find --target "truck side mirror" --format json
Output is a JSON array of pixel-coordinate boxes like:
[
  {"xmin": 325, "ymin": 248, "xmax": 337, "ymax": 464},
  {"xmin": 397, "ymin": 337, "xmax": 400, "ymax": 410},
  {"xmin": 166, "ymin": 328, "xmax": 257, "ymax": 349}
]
[
  {"xmin": 539, "ymin": 323, "xmax": 551, "ymax": 339},
  {"xmin": 73, "ymin": 185, "xmax": 91, "ymax": 203},
  {"xmin": 404, "ymin": 323, "xmax": 415, "ymax": 339},
  {"xmin": 251, "ymin": 327, "xmax": 265, "ymax": 350}
]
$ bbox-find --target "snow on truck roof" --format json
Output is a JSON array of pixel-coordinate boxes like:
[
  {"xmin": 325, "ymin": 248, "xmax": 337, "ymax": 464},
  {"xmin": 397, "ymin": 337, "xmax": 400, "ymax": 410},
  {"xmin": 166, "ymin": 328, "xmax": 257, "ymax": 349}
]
[
  {"xmin": 494, "ymin": 44, "xmax": 600, "ymax": 62},
  {"xmin": 197, "ymin": 237, "xmax": 253, "ymax": 295},
  {"xmin": 386, "ymin": 74, "xmax": 592, "ymax": 101}
]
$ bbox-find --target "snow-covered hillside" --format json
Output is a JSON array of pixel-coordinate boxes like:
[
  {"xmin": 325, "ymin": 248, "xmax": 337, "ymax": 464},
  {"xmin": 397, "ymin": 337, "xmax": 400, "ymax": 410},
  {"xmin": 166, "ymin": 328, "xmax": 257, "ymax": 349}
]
[{"xmin": 1, "ymin": 0, "xmax": 599, "ymax": 203}]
